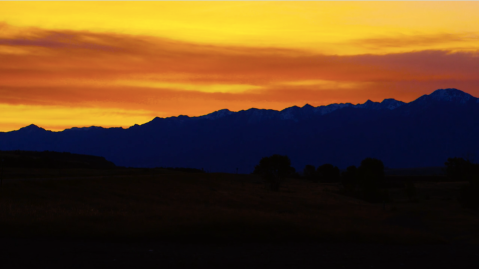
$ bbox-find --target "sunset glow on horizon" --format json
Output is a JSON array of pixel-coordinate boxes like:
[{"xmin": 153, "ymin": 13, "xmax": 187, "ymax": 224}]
[{"xmin": 1, "ymin": 1, "xmax": 479, "ymax": 131}]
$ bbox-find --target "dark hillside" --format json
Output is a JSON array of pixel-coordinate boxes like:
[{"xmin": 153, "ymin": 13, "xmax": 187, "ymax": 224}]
[{"xmin": 0, "ymin": 150, "xmax": 116, "ymax": 169}]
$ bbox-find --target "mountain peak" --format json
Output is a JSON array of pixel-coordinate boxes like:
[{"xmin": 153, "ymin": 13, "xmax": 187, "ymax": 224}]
[
  {"xmin": 427, "ymin": 88, "xmax": 473, "ymax": 103},
  {"xmin": 202, "ymin": 109, "xmax": 233, "ymax": 120},
  {"xmin": 302, "ymin": 104, "xmax": 314, "ymax": 109},
  {"xmin": 18, "ymin": 124, "xmax": 46, "ymax": 133},
  {"xmin": 357, "ymin": 99, "xmax": 378, "ymax": 109},
  {"xmin": 65, "ymin": 126, "xmax": 104, "ymax": 131},
  {"xmin": 355, "ymin": 98, "xmax": 405, "ymax": 110},
  {"xmin": 23, "ymin": 124, "xmax": 42, "ymax": 129},
  {"xmin": 381, "ymin": 98, "xmax": 398, "ymax": 103},
  {"xmin": 381, "ymin": 98, "xmax": 405, "ymax": 109}
]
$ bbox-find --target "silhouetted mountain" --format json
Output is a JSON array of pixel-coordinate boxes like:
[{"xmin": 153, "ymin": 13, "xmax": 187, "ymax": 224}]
[
  {"xmin": 18, "ymin": 124, "xmax": 47, "ymax": 133},
  {"xmin": 1, "ymin": 88, "xmax": 478, "ymax": 173}
]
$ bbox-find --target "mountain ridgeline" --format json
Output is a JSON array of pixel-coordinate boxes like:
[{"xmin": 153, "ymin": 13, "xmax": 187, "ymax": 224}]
[{"xmin": 1, "ymin": 88, "xmax": 479, "ymax": 173}]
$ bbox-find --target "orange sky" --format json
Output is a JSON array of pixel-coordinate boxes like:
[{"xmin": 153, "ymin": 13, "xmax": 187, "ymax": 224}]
[{"xmin": 1, "ymin": 1, "xmax": 479, "ymax": 131}]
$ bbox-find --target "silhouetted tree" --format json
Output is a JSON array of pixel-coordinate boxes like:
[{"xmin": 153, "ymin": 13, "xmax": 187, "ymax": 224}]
[
  {"xmin": 341, "ymin": 165, "xmax": 358, "ymax": 192},
  {"xmin": 357, "ymin": 158, "xmax": 385, "ymax": 202},
  {"xmin": 303, "ymin": 164, "xmax": 316, "ymax": 179},
  {"xmin": 357, "ymin": 158, "xmax": 384, "ymax": 190},
  {"xmin": 317, "ymin": 164, "xmax": 340, "ymax": 183},
  {"xmin": 253, "ymin": 154, "xmax": 295, "ymax": 191},
  {"xmin": 445, "ymin": 157, "xmax": 475, "ymax": 182}
]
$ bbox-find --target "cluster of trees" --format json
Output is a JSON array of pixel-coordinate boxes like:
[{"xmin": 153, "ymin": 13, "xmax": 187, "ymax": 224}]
[
  {"xmin": 303, "ymin": 160, "xmax": 389, "ymax": 203},
  {"xmin": 303, "ymin": 164, "xmax": 340, "ymax": 182},
  {"xmin": 253, "ymin": 154, "xmax": 387, "ymax": 202},
  {"xmin": 444, "ymin": 157, "xmax": 479, "ymax": 181},
  {"xmin": 337, "ymin": 158, "xmax": 387, "ymax": 203},
  {"xmin": 445, "ymin": 157, "xmax": 479, "ymax": 210},
  {"xmin": 253, "ymin": 154, "xmax": 479, "ymax": 209}
]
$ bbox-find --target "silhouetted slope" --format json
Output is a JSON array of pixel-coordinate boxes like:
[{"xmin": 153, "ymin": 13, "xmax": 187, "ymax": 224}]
[
  {"xmin": 0, "ymin": 150, "xmax": 116, "ymax": 169},
  {"xmin": 1, "ymin": 89, "xmax": 478, "ymax": 173}
]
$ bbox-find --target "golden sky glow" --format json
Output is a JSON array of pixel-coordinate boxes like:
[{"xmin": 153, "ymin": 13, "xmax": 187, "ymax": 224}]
[{"xmin": 1, "ymin": 1, "xmax": 479, "ymax": 131}]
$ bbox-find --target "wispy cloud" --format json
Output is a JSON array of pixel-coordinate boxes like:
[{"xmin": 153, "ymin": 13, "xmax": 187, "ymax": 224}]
[
  {"xmin": 351, "ymin": 33, "xmax": 479, "ymax": 50},
  {"xmin": 1, "ymin": 24, "xmax": 479, "ymax": 130}
]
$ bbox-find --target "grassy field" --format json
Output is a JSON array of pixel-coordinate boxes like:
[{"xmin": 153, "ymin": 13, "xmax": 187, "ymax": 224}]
[{"xmin": 0, "ymin": 169, "xmax": 478, "ymax": 245}]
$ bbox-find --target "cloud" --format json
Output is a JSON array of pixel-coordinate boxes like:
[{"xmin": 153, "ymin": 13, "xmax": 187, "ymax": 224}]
[
  {"xmin": 114, "ymin": 80, "xmax": 263, "ymax": 94},
  {"xmin": 1, "ymin": 23, "xmax": 479, "ymax": 129},
  {"xmin": 351, "ymin": 33, "xmax": 479, "ymax": 50},
  {"xmin": 277, "ymin": 80, "xmax": 373, "ymax": 90}
]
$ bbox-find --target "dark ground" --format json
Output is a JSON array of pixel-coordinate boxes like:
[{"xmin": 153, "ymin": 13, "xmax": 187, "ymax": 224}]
[
  {"xmin": 1, "ymin": 238, "xmax": 478, "ymax": 269},
  {"xmin": 1, "ymin": 164, "xmax": 478, "ymax": 268}
]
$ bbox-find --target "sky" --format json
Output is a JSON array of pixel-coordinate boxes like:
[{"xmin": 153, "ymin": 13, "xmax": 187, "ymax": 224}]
[{"xmin": 1, "ymin": 1, "xmax": 479, "ymax": 131}]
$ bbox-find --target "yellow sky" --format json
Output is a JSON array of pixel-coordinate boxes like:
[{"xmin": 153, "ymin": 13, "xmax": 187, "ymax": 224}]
[
  {"xmin": 1, "ymin": 2, "xmax": 479, "ymax": 131},
  {"xmin": 2, "ymin": 2, "xmax": 479, "ymax": 54}
]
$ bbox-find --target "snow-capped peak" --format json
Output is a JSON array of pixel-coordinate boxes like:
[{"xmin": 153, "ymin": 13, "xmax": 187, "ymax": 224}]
[
  {"xmin": 202, "ymin": 109, "xmax": 233, "ymax": 120},
  {"xmin": 426, "ymin": 88, "xmax": 473, "ymax": 103},
  {"xmin": 280, "ymin": 106, "xmax": 300, "ymax": 120},
  {"xmin": 312, "ymin": 103, "xmax": 354, "ymax": 116},
  {"xmin": 354, "ymin": 98, "xmax": 404, "ymax": 110},
  {"xmin": 380, "ymin": 98, "xmax": 405, "ymax": 110}
]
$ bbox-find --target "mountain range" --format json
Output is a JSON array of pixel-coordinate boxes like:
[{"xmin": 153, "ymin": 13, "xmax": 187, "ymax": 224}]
[{"xmin": 1, "ymin": 88, "xmax": 478, "ymax": 173}]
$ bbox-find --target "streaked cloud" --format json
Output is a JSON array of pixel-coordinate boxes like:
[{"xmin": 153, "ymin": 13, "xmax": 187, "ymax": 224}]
[
  {"xmin": 1, "ymin": 26, "xmax": 479, "ymax": 108},
  {"xmin": 351, "ymin": 33, "xmax": 479, "ymax": 53},
  {"xmin": 2, "ymin": 2, "xmax": 479, "ymax": 55},
  {"xmin": 1, "ymin": 0, "xmax": 479, "ymax": 132},
  {"xmin": 278, "ymin": 80, "xmax": 373, "ymax": 90},
  {"xmin": 115, "ymin": 80, "xmax": 263, "ymax": 94}
]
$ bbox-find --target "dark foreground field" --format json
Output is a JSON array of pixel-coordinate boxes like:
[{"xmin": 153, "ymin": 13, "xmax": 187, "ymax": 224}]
[
  {"xmin": 2, "ymin": 238, "xmax": 479, "ymax": 269},
  {"xmin": 1, "ymin": 169, "xmax": 478, "ymax": 268}
]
